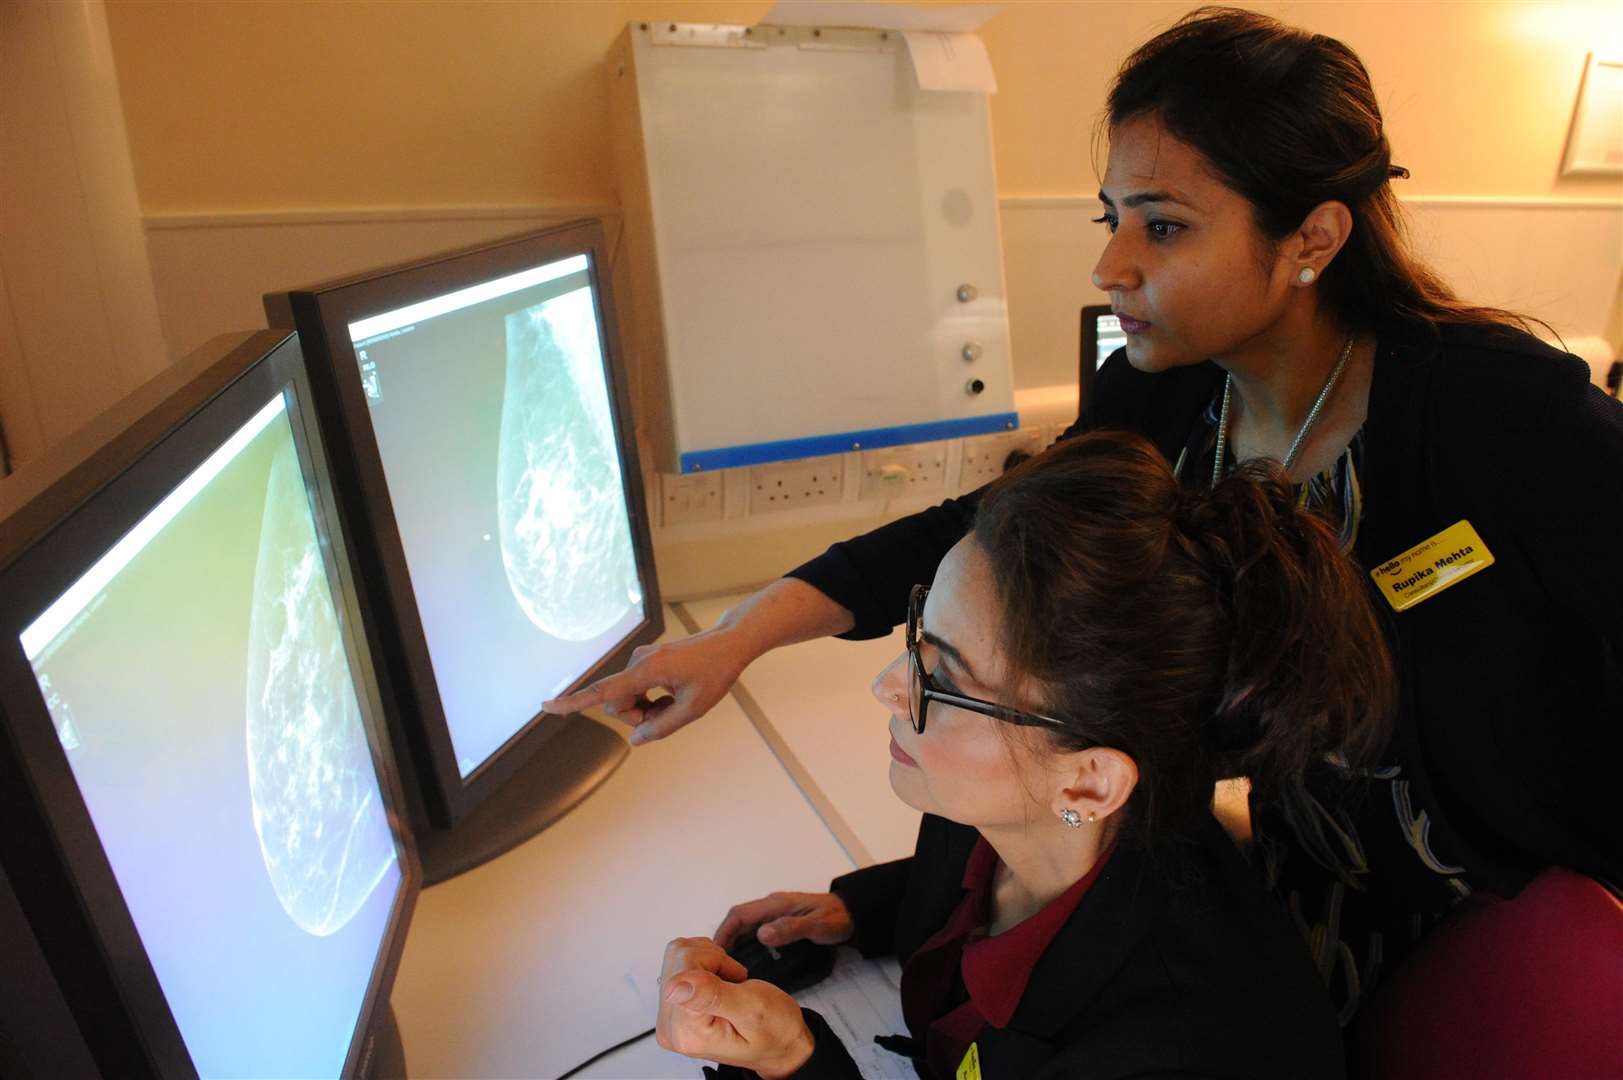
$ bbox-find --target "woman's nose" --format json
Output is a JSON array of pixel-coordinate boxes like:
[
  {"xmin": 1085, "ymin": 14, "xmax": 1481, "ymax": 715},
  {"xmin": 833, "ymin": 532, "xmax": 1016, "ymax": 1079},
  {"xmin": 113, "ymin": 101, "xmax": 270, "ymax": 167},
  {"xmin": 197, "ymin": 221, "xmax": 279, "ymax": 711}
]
[
  {"xmin": 1091, "ymin": 231, "xmax": 1141, "ymax": 294},
  {"xmin": 872, "ymin": 652, "xmax": 911, "ymax": 719}
]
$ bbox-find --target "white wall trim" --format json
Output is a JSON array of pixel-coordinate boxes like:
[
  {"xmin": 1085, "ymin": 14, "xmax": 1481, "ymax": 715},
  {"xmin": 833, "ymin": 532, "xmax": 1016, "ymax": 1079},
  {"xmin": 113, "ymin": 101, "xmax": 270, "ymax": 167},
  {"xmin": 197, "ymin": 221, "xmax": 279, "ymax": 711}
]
[
  {"xmin": 143, "ymin": 203, "xmax": 621, "ymax": 230},
  {"xmin": 140, "ymin": 194, "xmax": 1618, "ymax": 231},
  {"xmin": 998, "ymin": 193, "xmax": 1622, "ymax": 212}
]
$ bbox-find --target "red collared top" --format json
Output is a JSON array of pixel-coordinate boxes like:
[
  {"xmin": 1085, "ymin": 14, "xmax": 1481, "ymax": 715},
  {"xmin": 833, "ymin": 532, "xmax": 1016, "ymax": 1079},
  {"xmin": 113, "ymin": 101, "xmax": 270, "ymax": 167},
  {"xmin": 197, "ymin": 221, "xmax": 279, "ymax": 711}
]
[{"xmin": 899, "ymin": 836, "xmax": 1116, "ymax": 1079}]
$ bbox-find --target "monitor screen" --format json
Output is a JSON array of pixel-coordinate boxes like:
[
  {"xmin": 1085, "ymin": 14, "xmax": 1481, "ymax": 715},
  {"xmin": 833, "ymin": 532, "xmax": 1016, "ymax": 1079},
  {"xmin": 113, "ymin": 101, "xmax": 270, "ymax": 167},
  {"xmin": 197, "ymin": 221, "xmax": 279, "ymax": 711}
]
[
  {"xmin": 343, "ymin": 252, "xmax": 645, "ymax": 780},
  {"xmin": 16, "ymin": 385, "xmax": 406, "ymax": 1077},
  {"xmin": 1091, "ymin": 311, "xmax": 1126, "ymax": 369}
]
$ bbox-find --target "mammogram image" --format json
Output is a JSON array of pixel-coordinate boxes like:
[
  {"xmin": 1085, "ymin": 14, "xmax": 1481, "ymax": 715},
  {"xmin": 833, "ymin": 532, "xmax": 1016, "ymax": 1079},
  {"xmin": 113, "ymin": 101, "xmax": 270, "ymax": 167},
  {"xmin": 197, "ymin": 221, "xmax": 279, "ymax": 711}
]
[
  {"xmin": 244, "ymin": 440, "xmax": 396, "ymax": 937},
  {"xmin": 496, "ymin": 291, "xmax": 641, "ymax": 641}
]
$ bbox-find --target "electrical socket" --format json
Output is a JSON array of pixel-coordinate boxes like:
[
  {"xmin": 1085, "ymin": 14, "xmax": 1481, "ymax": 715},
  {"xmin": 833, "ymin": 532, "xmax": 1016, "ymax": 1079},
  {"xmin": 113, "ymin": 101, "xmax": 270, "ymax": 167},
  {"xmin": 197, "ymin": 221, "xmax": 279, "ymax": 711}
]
[
  {"xmin": 660, "ymin": 471, "xmax": 724, "ymax": 527},
  {"xmin": 859, "ymin": 442, "xmax": 948, "ymax": 501},
  {"xmin": 958, "ymin": 429, "xmax": 1045, "ymax": 492},
  {"xmin": 749, "ymin": 456, "xmax": 845, "ymax": 513}
]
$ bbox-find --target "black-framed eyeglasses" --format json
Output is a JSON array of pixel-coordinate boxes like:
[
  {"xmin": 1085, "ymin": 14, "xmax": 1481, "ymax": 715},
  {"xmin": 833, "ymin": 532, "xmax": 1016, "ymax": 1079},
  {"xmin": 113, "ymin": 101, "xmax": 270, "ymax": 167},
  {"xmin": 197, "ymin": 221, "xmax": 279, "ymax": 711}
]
[{"xmin": 904, "ymin": 584, "xmax": 1071, "ymax": 736}]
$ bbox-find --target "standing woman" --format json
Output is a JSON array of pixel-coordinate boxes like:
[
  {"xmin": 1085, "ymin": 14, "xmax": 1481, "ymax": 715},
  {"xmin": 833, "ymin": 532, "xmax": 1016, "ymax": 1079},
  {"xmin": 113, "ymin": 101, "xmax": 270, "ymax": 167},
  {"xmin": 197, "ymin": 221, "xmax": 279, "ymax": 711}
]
[{"xmin": 549, "ymin": 6, "xmax": 1623, "ymax": 1063}]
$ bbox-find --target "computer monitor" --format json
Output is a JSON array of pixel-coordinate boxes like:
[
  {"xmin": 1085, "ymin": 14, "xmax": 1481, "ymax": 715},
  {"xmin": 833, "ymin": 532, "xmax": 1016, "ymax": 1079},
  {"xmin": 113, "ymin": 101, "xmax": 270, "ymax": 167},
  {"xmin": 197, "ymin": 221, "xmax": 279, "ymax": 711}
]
[
  {"xmin": 0, "ymin": 331, "xmax": 417, "ymax": 1079},
  {"xmin": 1080, "ymin": 303, "xmax": 1126, "ymax": 392},
  {"xmin": 265, "ymin": 221, "xmax": 662, "ymax": 883}
]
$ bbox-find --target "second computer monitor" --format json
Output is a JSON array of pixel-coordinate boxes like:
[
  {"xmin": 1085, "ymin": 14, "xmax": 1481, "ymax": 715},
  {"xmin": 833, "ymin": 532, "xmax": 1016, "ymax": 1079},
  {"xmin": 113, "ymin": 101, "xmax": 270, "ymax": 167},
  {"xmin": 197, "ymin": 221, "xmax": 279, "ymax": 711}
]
[{"xmin": 267, "ymin": 223, "xmax": 661, "ymax": 874}]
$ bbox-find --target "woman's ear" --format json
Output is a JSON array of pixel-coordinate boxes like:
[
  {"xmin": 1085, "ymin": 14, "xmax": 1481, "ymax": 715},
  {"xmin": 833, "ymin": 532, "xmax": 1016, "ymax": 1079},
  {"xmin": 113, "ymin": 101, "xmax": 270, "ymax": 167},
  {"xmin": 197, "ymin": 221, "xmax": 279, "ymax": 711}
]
[
  {"xmin": 1053, "ymin": 747, "xmax": 1138, "ymax": 825},
  {"xmin": 1290, "ymin": 199, "xmax": 1354, "ymax": 280}
]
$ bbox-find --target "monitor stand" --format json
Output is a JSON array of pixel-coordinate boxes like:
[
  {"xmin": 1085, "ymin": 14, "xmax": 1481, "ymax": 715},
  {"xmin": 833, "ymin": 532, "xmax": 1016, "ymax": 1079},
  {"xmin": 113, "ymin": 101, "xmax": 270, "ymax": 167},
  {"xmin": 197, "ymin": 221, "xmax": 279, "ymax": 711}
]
[{"xmin": 417, "ymin": 713, "xmax": 628, "ymax": 886}]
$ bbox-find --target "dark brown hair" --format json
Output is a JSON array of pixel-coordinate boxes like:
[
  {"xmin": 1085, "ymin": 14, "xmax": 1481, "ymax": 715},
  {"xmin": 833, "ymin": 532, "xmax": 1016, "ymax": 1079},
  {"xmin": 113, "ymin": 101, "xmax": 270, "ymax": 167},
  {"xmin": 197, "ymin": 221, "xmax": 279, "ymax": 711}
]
[
  {"xmin": 974, "ymin": 431, "xmax": 1394, "ymax": 866},
  {"xmin": 1103, "ymin": 6, "xmax": 1539, "ymax": 346}
]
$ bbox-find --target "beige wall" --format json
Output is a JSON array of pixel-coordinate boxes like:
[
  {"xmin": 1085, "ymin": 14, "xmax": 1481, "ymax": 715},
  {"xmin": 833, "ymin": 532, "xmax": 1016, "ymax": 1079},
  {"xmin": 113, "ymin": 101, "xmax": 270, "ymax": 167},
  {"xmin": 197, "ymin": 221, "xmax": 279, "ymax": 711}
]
[
  {"xmin": 104, "ymin": 0, "xmax": 775, "ymax": 213},
  {"xmin": 89, "ymin": 0, "xmax": 1623, "ymax": 599},
  {"xmin": 981, "ymin": 0, "xmax": 1623, "ymax": 201},
  {"xmin": 105, "ymin": 0, "xmax": 1623, "ymax": 213}
]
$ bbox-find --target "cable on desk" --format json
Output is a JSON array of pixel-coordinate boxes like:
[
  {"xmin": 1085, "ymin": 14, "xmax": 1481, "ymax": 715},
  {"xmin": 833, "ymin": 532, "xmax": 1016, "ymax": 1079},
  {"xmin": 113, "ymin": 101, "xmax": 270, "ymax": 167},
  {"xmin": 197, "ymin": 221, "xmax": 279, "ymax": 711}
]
[{"xmin": 555, "ymin": 1025, "xmax": 656, "ymax": 1079}]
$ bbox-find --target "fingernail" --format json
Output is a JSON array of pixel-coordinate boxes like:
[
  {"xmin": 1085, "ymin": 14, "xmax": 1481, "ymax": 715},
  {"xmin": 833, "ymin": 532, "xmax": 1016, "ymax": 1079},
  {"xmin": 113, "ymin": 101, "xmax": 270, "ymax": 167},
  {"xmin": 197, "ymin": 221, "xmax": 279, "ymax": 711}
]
[
  {"xmin": 629, "ymin": 727, "xmax": 649, "ymax": 746},
  {"xmin": 664, "ymin": 981, "xmax": 693, "ymax": 1004}
]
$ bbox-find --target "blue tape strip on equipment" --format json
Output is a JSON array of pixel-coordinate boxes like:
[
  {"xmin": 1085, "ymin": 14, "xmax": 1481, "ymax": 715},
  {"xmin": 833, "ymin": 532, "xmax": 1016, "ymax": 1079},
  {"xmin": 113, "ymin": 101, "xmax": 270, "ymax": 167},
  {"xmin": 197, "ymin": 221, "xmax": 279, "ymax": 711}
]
[{"xmin": 679, "ymin": 413, "xmax": 1020, "ymax": 473}]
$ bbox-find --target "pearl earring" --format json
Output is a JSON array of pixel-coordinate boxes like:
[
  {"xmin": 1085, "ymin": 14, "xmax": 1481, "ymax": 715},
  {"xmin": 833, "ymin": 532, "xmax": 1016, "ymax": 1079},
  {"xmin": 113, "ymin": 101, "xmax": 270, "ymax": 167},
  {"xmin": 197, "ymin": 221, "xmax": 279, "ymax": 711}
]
[
  {"xmin": 1060, "ymin": 808, "xmax": 1083, "ymax": 829},
  {"xmin": 1297, "ymin": 266, "xmax": 1317, "ymax": 285}
]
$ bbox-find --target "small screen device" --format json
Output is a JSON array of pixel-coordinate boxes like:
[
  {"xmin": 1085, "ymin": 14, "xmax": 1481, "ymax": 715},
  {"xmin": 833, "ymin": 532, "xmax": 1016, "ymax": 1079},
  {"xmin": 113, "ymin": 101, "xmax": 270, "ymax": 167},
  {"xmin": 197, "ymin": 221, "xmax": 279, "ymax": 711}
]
[{"xmin": 1080, "ymin": 304, "xmax": 1126, "ymax": 385}]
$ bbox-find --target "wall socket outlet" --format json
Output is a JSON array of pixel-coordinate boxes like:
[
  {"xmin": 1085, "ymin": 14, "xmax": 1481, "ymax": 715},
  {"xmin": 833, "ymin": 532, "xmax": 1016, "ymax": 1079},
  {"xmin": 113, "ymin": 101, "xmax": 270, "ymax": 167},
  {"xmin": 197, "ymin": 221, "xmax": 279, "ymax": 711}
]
[
  {"xmin": 749, "ymin": 456, "xmax": 845, "ymax": 513},
  {"xmin": 958, "ymin": 429, "xmax": 1046, "ymax": 492},
  {"xmin": 859, "ymin": 442, "xmax": 948, "ymax": 501},
  {"xmin": 660, "ymin": 471, "xmax": 724, "ymax": 526}
]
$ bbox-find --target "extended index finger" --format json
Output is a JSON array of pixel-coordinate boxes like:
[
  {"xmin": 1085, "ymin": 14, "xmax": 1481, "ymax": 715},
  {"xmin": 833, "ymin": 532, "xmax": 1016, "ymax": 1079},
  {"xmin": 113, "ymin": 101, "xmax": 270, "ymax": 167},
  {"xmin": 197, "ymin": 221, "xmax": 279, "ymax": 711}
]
[
  {"xmin": 545, "ymin": 665, "xmax": 656, "ymax": 717},
  {"xmin": 542, "ymin": 680, "xmax": 609, "ymax": 714}
]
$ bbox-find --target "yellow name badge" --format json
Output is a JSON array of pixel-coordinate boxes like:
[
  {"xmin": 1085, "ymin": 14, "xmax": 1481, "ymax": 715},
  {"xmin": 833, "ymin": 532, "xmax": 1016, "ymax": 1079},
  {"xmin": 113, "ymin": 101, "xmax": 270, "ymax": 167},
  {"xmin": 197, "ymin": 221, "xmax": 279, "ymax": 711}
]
[
  {"xmin": 1370, "ymin": 520, "xmax": 1495, "ymax": 612},
  {"xmin": 956, "ymin": 1041, "xmax": 983, "ymax": 1080}
]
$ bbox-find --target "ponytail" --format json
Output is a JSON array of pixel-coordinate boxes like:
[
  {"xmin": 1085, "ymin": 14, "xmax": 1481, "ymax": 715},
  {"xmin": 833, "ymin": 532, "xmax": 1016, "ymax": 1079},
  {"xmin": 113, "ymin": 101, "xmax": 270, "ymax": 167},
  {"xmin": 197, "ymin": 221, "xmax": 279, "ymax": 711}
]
[
  {"xmin": 974, "ymin": 432, "xmax": 1394, "ymax": 866},
  {"xmin": 1178, "ymin": 463, "xmax": 1395, "ymax": 874}
]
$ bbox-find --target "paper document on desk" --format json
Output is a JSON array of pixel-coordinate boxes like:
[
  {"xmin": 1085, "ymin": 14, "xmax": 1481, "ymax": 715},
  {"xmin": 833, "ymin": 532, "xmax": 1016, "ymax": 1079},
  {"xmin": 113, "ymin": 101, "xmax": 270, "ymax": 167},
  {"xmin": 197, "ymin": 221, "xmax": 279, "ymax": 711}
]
[{"xmin": 795, "ymin": 946, "xmax": 914, "ymax": 1079}]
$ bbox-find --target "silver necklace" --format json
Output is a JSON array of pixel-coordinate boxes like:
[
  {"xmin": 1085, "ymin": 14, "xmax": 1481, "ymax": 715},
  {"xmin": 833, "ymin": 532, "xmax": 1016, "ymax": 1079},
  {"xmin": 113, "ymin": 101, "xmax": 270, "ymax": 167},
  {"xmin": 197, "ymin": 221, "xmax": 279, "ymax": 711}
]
[{"xmin": 1211, "ymin": 334, "xmax": 1355, "ymax": 488}]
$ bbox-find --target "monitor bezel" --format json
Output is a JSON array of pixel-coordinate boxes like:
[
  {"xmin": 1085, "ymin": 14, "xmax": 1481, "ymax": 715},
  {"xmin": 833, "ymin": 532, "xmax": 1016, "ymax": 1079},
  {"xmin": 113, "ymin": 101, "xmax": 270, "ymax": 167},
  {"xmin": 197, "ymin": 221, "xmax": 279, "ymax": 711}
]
[
  {"xmin": 0, "ymin": 331, "xmax": 421, "ymax": 1079},
  {"xmin": 265, "ymin": 221, "xmax": 664, "ymax": 828}
]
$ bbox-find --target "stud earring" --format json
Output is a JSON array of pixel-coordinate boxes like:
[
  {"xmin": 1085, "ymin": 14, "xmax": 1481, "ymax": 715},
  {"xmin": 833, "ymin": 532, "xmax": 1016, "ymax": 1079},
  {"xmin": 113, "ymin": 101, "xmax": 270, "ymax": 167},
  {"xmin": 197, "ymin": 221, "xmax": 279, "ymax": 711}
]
[
  {"xmin": 1087, "ymin": 811, "xmax": 1097, "ymax": 823},
  {"xmin": 1297, "ymin": 266, "xmax": 1317, "ymax": 285},
  {"xmin": 1060, "ymin": 808, "xmax": 1083, "ymax": 829}
]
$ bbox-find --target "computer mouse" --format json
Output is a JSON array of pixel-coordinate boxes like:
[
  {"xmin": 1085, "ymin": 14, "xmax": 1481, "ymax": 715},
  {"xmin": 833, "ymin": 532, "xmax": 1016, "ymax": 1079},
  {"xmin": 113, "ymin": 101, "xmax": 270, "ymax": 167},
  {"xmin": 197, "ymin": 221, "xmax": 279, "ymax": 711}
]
[{"xmin": 725, "ymin": 934, "xmax": 835, "ymax": 994}]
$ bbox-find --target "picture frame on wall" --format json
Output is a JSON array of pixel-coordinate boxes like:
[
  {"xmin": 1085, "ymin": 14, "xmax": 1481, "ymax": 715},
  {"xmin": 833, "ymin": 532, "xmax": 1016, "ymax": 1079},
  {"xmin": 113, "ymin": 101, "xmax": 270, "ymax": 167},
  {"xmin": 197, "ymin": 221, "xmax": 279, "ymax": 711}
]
[{"xmin": 1561, "ymin": 53, "xmax": 1623, "ymax": 177}]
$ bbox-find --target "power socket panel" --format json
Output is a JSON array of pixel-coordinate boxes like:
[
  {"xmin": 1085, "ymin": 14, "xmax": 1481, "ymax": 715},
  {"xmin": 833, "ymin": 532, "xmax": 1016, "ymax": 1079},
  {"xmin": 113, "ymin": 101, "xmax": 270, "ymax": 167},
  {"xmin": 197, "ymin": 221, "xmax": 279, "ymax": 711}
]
[
  {"xmin": 958, "ymin": 429, "xmax": 1046, "ymax": 492},
  {"xmin": 749, "ymin": 456, "xmax": 845, "ymax": 513},
  {"xmin": 859, "ymin": 441, "xmax": 949, "ymax": 501},
  {"xmin": 660, "ymin": 471, "xmax": 724, "ymax": 526}
]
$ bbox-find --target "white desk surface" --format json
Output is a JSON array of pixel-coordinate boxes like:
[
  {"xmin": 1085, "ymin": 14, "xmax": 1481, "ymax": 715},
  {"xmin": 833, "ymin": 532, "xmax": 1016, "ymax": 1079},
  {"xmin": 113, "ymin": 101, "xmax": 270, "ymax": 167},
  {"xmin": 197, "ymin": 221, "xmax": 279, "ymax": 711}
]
[
  {"xmin": 678, "ymin": 596, "xmax": 921, "ymax": 869},
  {"xmin": 390, "ymin": 607, "xmax": 858, "ymax": 1079}
]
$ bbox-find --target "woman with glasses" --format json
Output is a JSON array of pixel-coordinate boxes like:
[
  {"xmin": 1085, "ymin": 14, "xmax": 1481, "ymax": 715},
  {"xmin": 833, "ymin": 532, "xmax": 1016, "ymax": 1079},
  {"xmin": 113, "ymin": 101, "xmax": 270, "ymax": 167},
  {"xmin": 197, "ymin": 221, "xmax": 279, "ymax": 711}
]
[
  {"xmin": 552, "ymin": 9, "xmax": 1623, "ymax": 1065},
  {"xmin": 652, "ymin": 431, "xmax": 1392, "ymax": 1079}
]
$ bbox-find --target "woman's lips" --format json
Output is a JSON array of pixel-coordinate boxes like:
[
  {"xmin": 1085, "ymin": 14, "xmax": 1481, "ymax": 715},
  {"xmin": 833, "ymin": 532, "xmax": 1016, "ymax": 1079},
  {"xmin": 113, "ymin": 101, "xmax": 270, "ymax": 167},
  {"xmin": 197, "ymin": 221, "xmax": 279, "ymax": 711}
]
[
  {"xmin": 889, "ymin": 735, "xmax": 918, "ymax": 767},
  {"xmin": 1116, "ymin": 313, "xmax": 1151, "ymax": 335}
]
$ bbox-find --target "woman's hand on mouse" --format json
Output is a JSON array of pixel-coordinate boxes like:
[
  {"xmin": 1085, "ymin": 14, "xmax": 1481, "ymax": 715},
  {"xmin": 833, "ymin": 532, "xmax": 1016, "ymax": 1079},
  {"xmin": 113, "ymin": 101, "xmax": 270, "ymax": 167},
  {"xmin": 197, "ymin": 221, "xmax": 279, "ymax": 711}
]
[
  {"xmin": 714, "ymin": 891, "xmax": 854, "ymax": 951},
  {"xmin": 656, "ymin": 936, "xmax": 815, "ymax": 1079}
]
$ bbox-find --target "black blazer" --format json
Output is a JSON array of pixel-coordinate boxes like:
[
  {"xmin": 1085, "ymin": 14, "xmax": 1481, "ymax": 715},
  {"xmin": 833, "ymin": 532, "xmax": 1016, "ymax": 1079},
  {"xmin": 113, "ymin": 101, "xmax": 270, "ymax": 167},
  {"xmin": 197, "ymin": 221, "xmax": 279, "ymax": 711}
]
[{"xmin": 717, "ymin": 814, "xmax": 1344, "ymax": 1080}]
